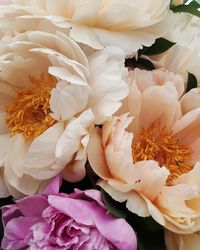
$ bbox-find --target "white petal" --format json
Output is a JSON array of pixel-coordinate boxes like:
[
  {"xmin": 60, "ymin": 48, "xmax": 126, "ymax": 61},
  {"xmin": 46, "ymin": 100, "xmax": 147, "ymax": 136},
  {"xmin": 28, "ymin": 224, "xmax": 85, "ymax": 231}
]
[
  {"xmin": 26, "ymin": 123, "xmax": 64, "ymax": 168},
  {"xmin": 70, "ymin": 26, "xmax": 103, "ymax": 50},
  {"xmin": 132, "ymin": 161, "xmax": 169, "ymax": 201},
  {"xmin": 5, "ymin": 134, "xmax": 41, "ymax": 195},
  {"xmin": 126, "ymin": 191, "xmax": 150, "ymax": 217},
  {"xmin": 56, "ymin": 109, "xmax": 94, "ymax": 165},
  {"xmin": 99, "ymin": 180, "xmax": 127, "ymax": 203},
  {"xmin": 50, "ymin": 82, "xmax": 88, "ymax": 121},
  {"xmin": 49, "ymin": 66, "xmax": 87, "ymax": 85},
  {"xmin": 156, "ymin": 184, "xmax": 198, "ymax": 218},
  {"xmin": 0, "ymin": 134, "xmax": 11, "ymax": 166},
  {"xmin": 88, "ymin": 47, "xmax": 128, "ymax": 124}
]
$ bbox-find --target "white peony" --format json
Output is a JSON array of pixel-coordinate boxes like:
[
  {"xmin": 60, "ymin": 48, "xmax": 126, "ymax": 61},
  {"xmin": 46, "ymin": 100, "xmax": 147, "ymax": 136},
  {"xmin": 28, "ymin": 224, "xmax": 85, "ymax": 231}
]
[
  {"xmin": 1, "ymin": 0, "xmax": 173, "ymax": 55},
  {"xmin": 0, "ymin": 31, "xmax": 128, "ymax": 197},
  {"xmin": 149, "ymin": 13, "xmax": 200, "ymax": 84}
]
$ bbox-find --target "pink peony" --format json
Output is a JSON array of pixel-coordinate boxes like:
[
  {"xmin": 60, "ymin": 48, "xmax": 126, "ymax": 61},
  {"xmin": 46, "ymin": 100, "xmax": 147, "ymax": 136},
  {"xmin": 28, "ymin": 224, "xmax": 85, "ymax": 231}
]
[{"xmin": 1, "ymin": 176, "xmax": 137, "ymax": 250}]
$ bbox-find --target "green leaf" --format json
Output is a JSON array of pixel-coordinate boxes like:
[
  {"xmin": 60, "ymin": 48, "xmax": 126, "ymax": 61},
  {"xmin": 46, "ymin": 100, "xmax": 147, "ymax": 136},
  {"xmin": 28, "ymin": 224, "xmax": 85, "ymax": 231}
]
[
  {"xmin": 125, "ymin": 57, "xmax": 155, "ymax": 71},
  {"xmin": 137, "ymin": 230, "xmax": 166, "ymax": 250},
  {"xmin": 101, "ymin": 189, "xmax": 128, "ymax": 218},
  {"xmin": 139, "ymin": 38, "xmax": 175, "ymax": 56},
  {"xmin": 137, "ymin": 58, "xmax": 155, "ymax": 70},
  {"xmin": 127, "ymin": 213, "xmax": 162, "ymax": 233},
  {"xmin": 186, "ymin": 72, "xmax": 198, "ymax": 92},
  {"xmin": 172, "ymin": 1, "xmax": 200, "ymax": 17}
]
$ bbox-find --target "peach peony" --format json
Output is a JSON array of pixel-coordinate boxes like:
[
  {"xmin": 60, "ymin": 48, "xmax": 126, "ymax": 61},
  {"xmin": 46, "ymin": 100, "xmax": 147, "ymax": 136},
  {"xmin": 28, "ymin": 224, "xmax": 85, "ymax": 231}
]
[
  {"xmin": 88, "ymin": 68, "xmax": 200, "ymax": 234},
  {"xmin": 165, "ymin": 230, "xmax": 200, "ymax": 250},
  {"xmin": 0, "ymin": 0, "xmax": 173, "ymax": 55},
  {"xmin": 0, "ymin": 31, "xmax": 128, "ymax": 197}
]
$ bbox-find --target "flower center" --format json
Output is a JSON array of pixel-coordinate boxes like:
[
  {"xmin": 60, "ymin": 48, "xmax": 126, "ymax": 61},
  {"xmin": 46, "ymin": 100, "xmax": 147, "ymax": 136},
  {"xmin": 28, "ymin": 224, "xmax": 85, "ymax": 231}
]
[
  {"xmin": 5, "ymin": 73, "xmax": 57, "ymax": 140},
  {"xmin": 132, "ymin": 127, "xmax": 193, "ymax": 185}
]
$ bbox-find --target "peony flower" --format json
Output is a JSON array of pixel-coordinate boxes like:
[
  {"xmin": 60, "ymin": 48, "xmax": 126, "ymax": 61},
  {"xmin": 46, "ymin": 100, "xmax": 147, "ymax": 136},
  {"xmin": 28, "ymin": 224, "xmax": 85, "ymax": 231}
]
[
  {"xmin": 1, "ymin": 175, "xmax": 137, "ymax": 250},
  {"xmin": 148, "ymin": 13, "xmax": 200, "ymax": 83},
  {"xmin": 165, "ymin": 230, "xmax": 200, "ymax": 250},
  {"xmin": 1, "ymin": 0, "xmax": 173, "ymax": 55},
  {"xmin": 0, "ymin": 31, "xmax": 128, "ymax": 197},
  {"xmin": 88, "ymin": 68, "xmax": 200, "ymax": 234}
]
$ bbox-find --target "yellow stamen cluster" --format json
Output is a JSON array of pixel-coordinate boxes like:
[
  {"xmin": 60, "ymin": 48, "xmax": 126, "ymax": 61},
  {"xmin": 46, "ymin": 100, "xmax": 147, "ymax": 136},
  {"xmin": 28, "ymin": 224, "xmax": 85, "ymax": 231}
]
[
  {"xmin": 6, "ymin": 73, "xmax": 57, "ymax": 140},
  {"xmin": 132, "ymin": 127, "xmax": 193, "ymax": 185}
]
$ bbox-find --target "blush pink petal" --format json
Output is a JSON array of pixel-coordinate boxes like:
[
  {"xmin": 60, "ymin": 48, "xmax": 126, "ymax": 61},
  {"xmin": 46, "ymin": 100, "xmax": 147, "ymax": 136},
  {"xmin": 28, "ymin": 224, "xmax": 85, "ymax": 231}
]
[
  {"xmin": 172, "ymin": 108, "xmax": 200, "ymax": 146},
  {"xmin": 156, "ymin": 184, "xmax": 198, "ymax": 218},
  {"xmin": 88, "ymin": 127, "xmax": 112, "ymax": 180},
  {"xmin": 140, "ymin": 84, "xmax": 181, "ymax": 129},
  {"xmin": 181, "ymin": 88, "xmax": 200, "ymax": 114}
]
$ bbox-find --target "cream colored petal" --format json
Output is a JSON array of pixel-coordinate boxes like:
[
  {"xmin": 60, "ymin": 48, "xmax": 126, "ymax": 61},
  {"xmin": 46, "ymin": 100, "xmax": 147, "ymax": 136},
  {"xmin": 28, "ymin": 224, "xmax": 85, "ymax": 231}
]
[
  {"xmin": 172, "ymin": 108, "xmax": 200, "ymax": 146},
  {"xmin": 179, "ymin": 232, "xmax": 200, "ymax": 250},
  {"xmin": 88, "ymin": 47, "xmax": 128, "ymax": 124},
  {"xmin": 4, "ymin": 175, "xmax": 22, "ymax": 198},
  {"xmin": 0, "ymin": 54, "xmax": 49, "ymax": 88},
  {"xmin": 174, "ymin": 162, "xmax": 200, "ymax": 190},
  {"xmin": 103, "ymin": 114, "xmax": 134, "ymax": 182},
  {"xmin": 164, "ymin": 230, "xmax": 184, "ymax": 250},
  {"xmin": 127, "ymin": 81, "xmax": 142, "ymax": 136},
  {"xmin": 100, "ymin": 179, "xmax": 151, "ymax": 218},
  {"xmin": 165, "ymin": 230, "xmax": 200, "ymax": 250},
  {"xmin": 181, "ymin": 88, "xmax": 200, "ymax": 115},
  {"xmin": 142, "ymin": 194, "xmax": 166, "ymax": 226},
  {"xmin": 134, "ymin": 161, "xmax": 169, "ymax": 200},
  {"xmin": 56, "ymin": 109, "xmax": 94, "ymax": 166},
  {"xmin": 28, "ymin": 31, "xmax": 88, "ymax": 67},
  {"xmin": 156, "ymin": 184, "xmax": 198, "ymax": 219},
  {"xmin": 75, "ymin": 134, "xmax": 89, "ymax": 161},
  {"xmin": 88, "ymin": 126, "xmax": 112, "ymax": 180},
  {"xmin": 109, "ymin": 161, "xmax": 169, "ymax": 201},
  {"xmin": 62, "ymin": 130, "xmax": 89, "ymax": 182},
  {"xmin": 191, "ymin": 139, "xmax": 200, "ymax": 163},
  {"xmin": 70, "ymin": 26, "xmax": 104, "ymax": 50},
  {"xmin": 95, "ymin": 29, "xmax": 156, "ymax": 55},
  {"xmin": 62, "ymin": 156, "xmax": 86, "ymax": 183},
  {"xmin": 72, "ymin": 0, "xmax": 100, "ymax": 25},
  {"xmin": 25, "ymin": 163, "xmax": 62, "ymax": 180},
  {"xmin": 5, "ymin": 134, "xmax": 41, "ymax": 195},
  {"xmin": 30, "ymin": 47, "xmax": 88, "ymax": 85},
  {"xmin": 50, "ymin": 82, "xmax": 88, "ymax": 121},
  {"xmin": 128, "ymin": 81, "xmax": 142, "ymax": 117},
  {"xmin": 0, "ymin": 134, "xmax": 11, "ymax": 166},
  {"xmin": 140, "ymin": 84, "xmax": 181, "ymax": 130},
  {"xmin": 99, "ymin": 180, "xmax": 127, "ymax": 203},
  {"xmin": 126, "ymin": 191, "xmax": 150, "ymax": 217},
  {"xmin": 26, "ymin": 122, "xmax": 64, "ymax": 169},
  {"xmin": 48, "ymin": 65, "xmax": 87, "ymax": 85}
]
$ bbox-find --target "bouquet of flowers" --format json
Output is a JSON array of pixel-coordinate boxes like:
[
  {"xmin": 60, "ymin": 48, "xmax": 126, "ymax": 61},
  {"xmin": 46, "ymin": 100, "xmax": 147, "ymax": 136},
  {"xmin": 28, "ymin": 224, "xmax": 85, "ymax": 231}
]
[{"xmin": 0, "ymin": 0, "xmax": 200, "ymax": 249}]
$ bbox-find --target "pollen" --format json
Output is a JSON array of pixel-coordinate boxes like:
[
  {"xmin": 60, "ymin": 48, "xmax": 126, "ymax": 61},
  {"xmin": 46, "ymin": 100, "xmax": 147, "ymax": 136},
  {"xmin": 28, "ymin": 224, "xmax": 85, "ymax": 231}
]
[
  {"xmin": 132, "ymin": 126, "xmax": 193, "ymax": 185},
  {"xmin": 5, "ymin": 73, "xmax": 57, "ymax": 140}
]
